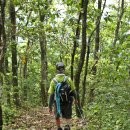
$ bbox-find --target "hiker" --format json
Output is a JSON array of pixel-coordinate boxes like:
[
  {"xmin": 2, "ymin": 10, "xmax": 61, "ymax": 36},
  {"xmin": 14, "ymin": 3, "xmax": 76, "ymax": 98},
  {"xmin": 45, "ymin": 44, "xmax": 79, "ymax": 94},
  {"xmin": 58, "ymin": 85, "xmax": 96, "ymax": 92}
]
[{"xmin": 48, "ymin": 62, "xmax": 77, "ymax": 130}]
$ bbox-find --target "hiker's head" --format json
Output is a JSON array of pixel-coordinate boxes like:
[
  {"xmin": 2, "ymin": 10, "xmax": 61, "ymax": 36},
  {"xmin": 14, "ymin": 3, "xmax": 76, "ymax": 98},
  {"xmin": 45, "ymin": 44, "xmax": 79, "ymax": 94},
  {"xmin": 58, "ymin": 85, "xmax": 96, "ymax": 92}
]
[{"xmin": 56, "ymin": 62, "xmax": 65, "ymax": 73}]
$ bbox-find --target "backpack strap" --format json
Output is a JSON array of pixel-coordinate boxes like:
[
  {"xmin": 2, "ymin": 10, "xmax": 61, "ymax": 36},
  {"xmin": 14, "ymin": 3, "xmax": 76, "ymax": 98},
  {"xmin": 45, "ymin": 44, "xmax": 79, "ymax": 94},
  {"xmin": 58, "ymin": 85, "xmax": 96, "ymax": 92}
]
[
  {"xmin": 53, "ymin": 78, "xmax": 58, "ymax": 84},
  {"xmin": 63, "ymin": 76, "xmax": 68, "ymax": 82},
  {"xmin": 53, "ymin": 78, "xmax": 61, "ymax": 115},
  {"xmin": 53, "ymin": 75, "xmax": 68, "ymax": 83}
]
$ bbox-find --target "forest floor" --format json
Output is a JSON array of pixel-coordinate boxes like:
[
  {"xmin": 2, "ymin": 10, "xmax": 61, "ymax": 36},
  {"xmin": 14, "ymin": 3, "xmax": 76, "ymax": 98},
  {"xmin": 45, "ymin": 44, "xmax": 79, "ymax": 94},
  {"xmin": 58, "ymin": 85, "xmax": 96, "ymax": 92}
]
[{"xmin": 3, "ymin": 107, "xmax": 87, "ymax": 130}]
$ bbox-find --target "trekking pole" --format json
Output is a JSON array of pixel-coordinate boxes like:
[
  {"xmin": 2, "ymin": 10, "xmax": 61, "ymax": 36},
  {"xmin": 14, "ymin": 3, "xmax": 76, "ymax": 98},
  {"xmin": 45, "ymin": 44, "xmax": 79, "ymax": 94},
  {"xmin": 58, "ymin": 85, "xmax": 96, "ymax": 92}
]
[
  {"xmin": 76, "ymin": 104, "xmax": 84, "ymax": 119},
  {"xmin": 76, "ymin": 104, "xmax": 86, "ymax": 125}
]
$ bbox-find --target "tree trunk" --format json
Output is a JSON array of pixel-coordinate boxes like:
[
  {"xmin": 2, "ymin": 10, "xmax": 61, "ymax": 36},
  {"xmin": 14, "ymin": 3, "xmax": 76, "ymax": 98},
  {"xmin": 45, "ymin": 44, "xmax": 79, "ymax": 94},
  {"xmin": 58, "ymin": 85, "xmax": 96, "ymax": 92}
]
[
  {"xmin": 71, "ymin": 12, "xmax": 81, "ymax": 80},
  {"xmin": 0, "ymin": 71, "xmax": 2, "ymax": 130},
  {"xmin": 81, "ymin": 45, "xmax": 90, "ymax": 107},
  {"xmin": 91, "ymin": 0, "xmax": 102, "ymax": 75},
  {"xmin": 90, "ymin": 0, "xmax": 102, "ymax": 102},
  {"xmin": 22, "ymin": 10, "xmax": 32, "ymax": 101},
  {"xmin": 0, "ymin": 77, "xmax": 2, "ymax": 130},
  {"xmin": 0, "ymin": 0, "xmax": 7, "ymax": 128},
  {"xmin": 110, "ymin": 0, "xmax": 124, "ymax": 62},
  {"xmin": 112, "ymin": 0, "xmax": 124, "ymax": 47},
  {"xmin": 90, "ymin": 0, "xmax": 102, "ymax": 103},
  {"xmin": 39, "ymin": 32, "xmax": 47, "ymax": 106},
  {"xmin": 87, "ymin": 0, "xmax": 106, "ymax": 103},
  {"xmin": 9, "ymin": 0, "xmax": 20, "ymax": 107},
  {"xmin": 39, "ymin": 13, "xmax": 47, "ymax": 106},
  {"xmin": 22, "ymin": 40, "xmax": 30, "ymax": 101},
  {"xmin": 37, "ymin": 0, "xmax": 52, "ymax": 106},
  {"xmin": 74, "ymin": 0, "xmax": 88, "ymax": 117},
  {"xmin": 1, "ymin": 0, "xmax": 11, "ymax": 106},
  {"xmin": 0, "ymin": 76, "xmax": 2, "ymax": 130},
  {"xmin": 0, "ymin": 0, "xmax": 6, "ymax": 73}
]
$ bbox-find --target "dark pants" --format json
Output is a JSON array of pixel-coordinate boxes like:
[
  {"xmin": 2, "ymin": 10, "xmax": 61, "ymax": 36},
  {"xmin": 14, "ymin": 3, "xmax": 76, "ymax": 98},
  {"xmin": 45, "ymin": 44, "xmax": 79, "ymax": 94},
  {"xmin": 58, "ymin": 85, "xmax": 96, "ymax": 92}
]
[{"xmin": 54, "ymin": 102, "xmax": 72, "ymax": 119}]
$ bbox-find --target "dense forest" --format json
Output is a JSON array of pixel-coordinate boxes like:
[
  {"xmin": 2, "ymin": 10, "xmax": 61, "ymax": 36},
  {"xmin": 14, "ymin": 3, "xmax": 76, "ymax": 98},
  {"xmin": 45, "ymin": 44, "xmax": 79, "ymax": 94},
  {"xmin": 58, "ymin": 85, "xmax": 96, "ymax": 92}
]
[{"xmin": 0, "ymin": 0, "xmax": 130, "ymax": 130}]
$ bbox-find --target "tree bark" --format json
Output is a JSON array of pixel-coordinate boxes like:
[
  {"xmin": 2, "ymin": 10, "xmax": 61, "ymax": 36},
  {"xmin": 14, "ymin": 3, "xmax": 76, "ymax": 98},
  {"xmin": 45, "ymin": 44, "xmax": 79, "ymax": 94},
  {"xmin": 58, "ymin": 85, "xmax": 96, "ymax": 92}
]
[
  {"xmin": 81, "ymin": 45, "xmax": 90, "ymax": 107},
  {"xmin": 9, "ymin": 0, "xmax": 20, "ymax": 106},
  {"xmin": 38, "ymin": 0, "xmax": 52, "ymax": 106},
  {"xmin": 74, "ymin": 0, "xmax": 88, "ymax": 117},
  {"xmin": 90, "ymin": 0, "xmax": 102, "ymax": 102},
  {"xmin": 22, "ymin": 10, "xmax": 32, "ymax": 101},
  {"xmin": 112, "ymin": 0, "xmax": 124, "ymax": 47},
  {"xmin": 82, "ymin": 0, "xmax": 102, "ymax": 107},
  {"xmin": 23, "ymin": 40, "xmax": 30, "ymax": 101},
  {"xmin": 0, "ymin": 0, "xmax": 7, "ymax": 128},
  {"xmin": 91, "ymin": 0, "xmax": 102, "ymax": 75},
  {"xmin": 71, "ymin": 12, "xmax": 81, "ymax": 80},
  {"xmin": 1, "ymin": 0, "xmax": 11, "ymax": 106},
  {"xmin": 39, "ymin": 25, "xmax": 47, "ymax": 106},
  {"xmin": 38, "ymin": 2, "xmax": 48, "ymax": 106},
  {"xmin": 82, "ymin": 0, "xmax": 106, "ymax": 105},
  {"xmin": 0, "ymin": 0, "xmax": 6, "ymax": 73},
  {"xmin": 0, "ymin": 76, "xmax": 2, "ymax": 129},
  {"xmin": 0, "ymin": 104, "xmax": 2, "ymax": 130},
  {"xmin": 110, "ymin": 0, "xmax": 124, "ymax": 62}
]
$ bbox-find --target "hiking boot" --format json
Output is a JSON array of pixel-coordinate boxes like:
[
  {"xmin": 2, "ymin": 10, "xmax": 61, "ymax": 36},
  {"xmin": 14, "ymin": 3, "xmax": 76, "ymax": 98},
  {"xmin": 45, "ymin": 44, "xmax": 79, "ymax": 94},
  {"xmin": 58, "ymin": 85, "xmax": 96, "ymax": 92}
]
[
  {"xmin": 57, "ymin": 127, "xmax": 62, "ymax": 130},
  {"xmin": 64, "ymin": 125, "xmax": 70, "ymax": 130}
]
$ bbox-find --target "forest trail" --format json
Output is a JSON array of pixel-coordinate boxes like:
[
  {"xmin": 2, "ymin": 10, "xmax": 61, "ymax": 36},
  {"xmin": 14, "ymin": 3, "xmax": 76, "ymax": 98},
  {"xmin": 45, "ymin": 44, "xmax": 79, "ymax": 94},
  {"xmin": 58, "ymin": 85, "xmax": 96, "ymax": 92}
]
[{"xmin": 4, "ymin": 107, "xmax": 86, "ymax": 130}]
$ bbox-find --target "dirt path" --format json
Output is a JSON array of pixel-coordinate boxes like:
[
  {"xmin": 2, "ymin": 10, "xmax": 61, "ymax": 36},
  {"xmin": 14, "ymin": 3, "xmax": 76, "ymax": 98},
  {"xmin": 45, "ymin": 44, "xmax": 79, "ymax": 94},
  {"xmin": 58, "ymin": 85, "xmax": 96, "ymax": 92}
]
[{"xmin": 3, "ymin": 107, "xmax": 86, "ymax": 130}]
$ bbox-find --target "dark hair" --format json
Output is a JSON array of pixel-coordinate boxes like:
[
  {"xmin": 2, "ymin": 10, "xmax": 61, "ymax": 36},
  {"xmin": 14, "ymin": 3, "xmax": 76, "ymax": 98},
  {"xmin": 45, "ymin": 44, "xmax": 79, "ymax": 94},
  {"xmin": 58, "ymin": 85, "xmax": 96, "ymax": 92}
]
[{"xmin": 56, "ymin": 62, "xmax": 65, "ymax": 71}]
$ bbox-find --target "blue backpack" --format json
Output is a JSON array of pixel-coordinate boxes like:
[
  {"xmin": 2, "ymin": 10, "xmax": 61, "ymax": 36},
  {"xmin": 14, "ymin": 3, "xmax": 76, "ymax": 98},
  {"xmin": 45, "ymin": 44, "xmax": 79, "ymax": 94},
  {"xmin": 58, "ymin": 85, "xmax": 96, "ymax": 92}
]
[{"xmin": 53, "ymin": 76, "xmax": 71, "ymax": 115}]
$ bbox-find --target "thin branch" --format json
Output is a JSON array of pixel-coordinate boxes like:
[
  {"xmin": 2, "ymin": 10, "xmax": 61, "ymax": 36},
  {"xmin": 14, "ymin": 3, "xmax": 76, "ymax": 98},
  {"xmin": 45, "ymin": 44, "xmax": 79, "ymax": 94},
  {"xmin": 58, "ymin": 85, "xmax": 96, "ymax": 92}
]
[
  {"xmin": 88, "ymin": 0, "xmax": 106, "ymax": 45},
  {"xmin": 25, "ymin": 10, "xmax": 32, "ymax": 27},
  {"xmin": 113, "ymin": 0, "xmax": 124, "ymax": 46}
]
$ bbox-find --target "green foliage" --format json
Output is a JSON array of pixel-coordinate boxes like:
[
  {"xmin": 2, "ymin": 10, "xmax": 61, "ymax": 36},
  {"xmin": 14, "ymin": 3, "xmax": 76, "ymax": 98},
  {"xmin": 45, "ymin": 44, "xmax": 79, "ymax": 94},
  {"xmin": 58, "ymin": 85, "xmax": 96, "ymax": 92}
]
[
  {"xmin": 3, "ymin": 105, "xmax": 18, "ymax": 125},
  {"xmin": 2, "ymin": 0, "xmax": 130, "ymax": 129},
  {"xmin": 85, "ymin": 58, "xmax": 130, "ymax": 130}
]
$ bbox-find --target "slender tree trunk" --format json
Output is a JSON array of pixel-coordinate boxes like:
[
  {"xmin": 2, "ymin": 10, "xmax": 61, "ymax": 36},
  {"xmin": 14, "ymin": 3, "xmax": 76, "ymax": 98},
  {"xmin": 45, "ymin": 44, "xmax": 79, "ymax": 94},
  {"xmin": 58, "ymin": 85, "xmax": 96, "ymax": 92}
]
[
  {"xmin": 0, "ymin": 0, "xmax": 6, "ymax": 72},
  {"xmin": 0, "ymin": 78, "xmax": 2, "ymax": 130},
  {"xmin": 23, "ymin": 40, "xmax": 29, "ymax": 101},
  {"xmin": 91, "ymin": 0, "xmax": 102, "ymax": 74},
  {"xmin": 0, "ymin": 85, "xmax": 2, "ymax": 130},
  {"xmin": 0, "ymin": 0, "xmax": 7, "ymax": 128},
  {"xmin": 5, "ymin": 58, "xmax": 11, "ymax": 105},
  {"xmin": 90, "ymin": 0, "xmax": 107, "ymax": 73},
  {"xmin": 74, "ymin": 0, "xmax": 88, "ymax": 117},
  {"xmin": 9, "ymin": 0, "xmax": 20, "ymax": 106},
  {"xmin": 0, "ymin": 104, "xmax": 2, "ymax": 130},
  {"xmin": 0, "ymin": 75, "xmax": 2, "ymax": 130},
  {"xmin": 112, "ymin": 0, "xmax": 124, "ymax": 47},
  {"xmin": 22, "ymin": 10, "xmax": 32, "ymax": 101},
  {"xmin": 39, "ymin": 13, "xmax": 47, "ymax": 106},
  {"xmin": 90, "ymin": 0, "xmax": 102, "ymax": 102},
  {"xmin": 90, "ymin": 0, "xmax": 102, "ymax": 103},
  {"xmin": 71, "ymin": 12, "xmax": 81, "ymax": 80},
  {"xmin": 81, "ymin": 45, "xmax": 90, "ymax": 107},
  {"xmin": 87, "ymin": 0, "xmax": 106, "ymax": 103},
  {"xmin": 38, "ymin": 1, "xmax": 52, "ymax": 106},
  {"xmin": 129, "ymin": 70, "xmax": 130, "ymax": 80},
  {"xmin": 1, "ymin": 0, "xmax": 11, "ymax": 106},
  {"xmin": 110, "ymin": 0, "xmax": 124, "ymax": 62},
  {"xmin": 39, "ymin": 31, "xmax": 47, "ymax": 106}
]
